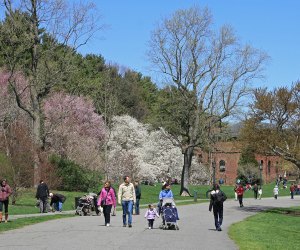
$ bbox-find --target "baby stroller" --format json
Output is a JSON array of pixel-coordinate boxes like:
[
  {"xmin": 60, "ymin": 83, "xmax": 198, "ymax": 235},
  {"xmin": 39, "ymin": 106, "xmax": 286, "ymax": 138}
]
[
  {"xmin": 75, "ymin": 193, "xmax": 99, "ymax": 216},
  {"xmin": 159, "ymin": 198, "xmax": 179, "ymax": 230}
]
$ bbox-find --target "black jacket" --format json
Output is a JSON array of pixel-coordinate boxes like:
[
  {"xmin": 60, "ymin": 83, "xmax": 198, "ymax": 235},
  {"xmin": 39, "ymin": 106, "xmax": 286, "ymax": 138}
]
[
  {"xmin": 36, "ymin": 182, "xmax": 49, "ymax": 199},
  {"xmin": 50, "ymin": 193, "xmax": 66, "ymax": 205},
  {"xmin": 209, "ymin": 190, "xmax": 227, "ymax": 211}
]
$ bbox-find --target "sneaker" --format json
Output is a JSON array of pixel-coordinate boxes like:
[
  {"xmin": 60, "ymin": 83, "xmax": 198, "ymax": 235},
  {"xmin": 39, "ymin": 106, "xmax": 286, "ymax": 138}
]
[
  {"xmin": 217, "ymin": 227, "xmax": 222, "ymax": 231},
  {"xmin": 123, "ymin": 224, "xmax": 127, "ymax": 227},
  {"xmin": 148, "ymin": 227, "xmax": 151, "ymax": 229},
  {"xmin": 106, "ymin": 223, "xmax": 110, "ymax": 227},
  {"xmin": 128, "ymin": 224, "xmax": 132, "ymax": 228}
]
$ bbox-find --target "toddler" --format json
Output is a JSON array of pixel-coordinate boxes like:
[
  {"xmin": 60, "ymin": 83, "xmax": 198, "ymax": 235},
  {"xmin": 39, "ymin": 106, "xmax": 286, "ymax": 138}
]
[{"xmin": 144, "ymin": 204, "xmax": 159, "ymax": 229}]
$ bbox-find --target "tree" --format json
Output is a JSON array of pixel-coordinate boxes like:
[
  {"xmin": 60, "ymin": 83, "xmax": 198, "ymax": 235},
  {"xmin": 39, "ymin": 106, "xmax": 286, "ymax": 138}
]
[
  {"xmin": 107, "ymin": 115, "xmax": 192, "ymax": 183},
  {"xmin": 241, "ymin": 83, "xmax": 300, "ymax": 170},
  {"xmin": 237, "ymin": 146, "xmax": 260, "ymax": 185},
  {"xmin": 147, "ymin": 6, "xmax": 268, "ymax": 195},
  {"xmin": 43, "ymin": 92, "xmax": 106, "ymax": 170},
  {"xmin": 0, "ymin": 0, "xmax": 102, "ymax": 185}
]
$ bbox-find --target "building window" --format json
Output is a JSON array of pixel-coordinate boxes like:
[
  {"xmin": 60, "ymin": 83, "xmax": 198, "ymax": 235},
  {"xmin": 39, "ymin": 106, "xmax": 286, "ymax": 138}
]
[
  {"xmin": 268, "ymin": 161, "xmax": 271, "ymax": 174},
  {"xmin": 219, "ymin": 160, "xmax": 226, "ymax": 172}
]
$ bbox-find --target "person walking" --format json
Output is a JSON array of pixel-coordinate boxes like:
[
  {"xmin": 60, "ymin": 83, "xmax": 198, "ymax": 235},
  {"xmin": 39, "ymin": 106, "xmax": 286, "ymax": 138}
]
[
  {"xmin": 144, "ymin": 204, "xmax": 159, "ymax": 229},
  {"xmin": 273, "ymin": 185, "xmax": 279, "ymax": 199},
  {"xmin": 97, "ymin": 181, "xmax": 116, "ymax": 227},
  {"xmin": 157, "ymin": 182, "xmax": 174, "ymax": 215},
  {"xmin": 134, "ymin": 181, "xmax": 141, "ymax": 215},
  {"xmin": 118, "ymin": 176, "xmax": 136, "ymax": 228},
  {"xmin": 253, "ymin": 184, "xmax": 258, "ymax": 199},
  {"xmin": 0, "ymin": 179, "xmax": 12, "ymax": 223},
  {"xmin": 258, "ymin": 188, "xmax": 262, "ymax": 200},
  {"xmin": 35, "ymin": 180, "xmax": 49, "ymax": 213},
  {"xmin": 209, "ymin": 184, "xmax": 227, "ymax": 231},
  {"xmin": 289, "ymin": 183, "xmax": 295, "ymax": 199},
  {"xmin": 236, "ymin": 184, "xmax": 244, "ymax": 207},
  {"xmin": 234, "ymin": 184, "xmax": 238, "ymax": 201},
  {"xmin": 49, "ymin": 193, "xmax": 66, "ymax": 212}
]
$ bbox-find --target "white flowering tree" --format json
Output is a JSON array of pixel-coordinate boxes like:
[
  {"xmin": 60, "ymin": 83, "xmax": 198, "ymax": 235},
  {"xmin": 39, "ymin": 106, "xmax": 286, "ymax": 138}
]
[{"xmin": 107, "ymin": 115, "xmax": 208, "ymax": 184}]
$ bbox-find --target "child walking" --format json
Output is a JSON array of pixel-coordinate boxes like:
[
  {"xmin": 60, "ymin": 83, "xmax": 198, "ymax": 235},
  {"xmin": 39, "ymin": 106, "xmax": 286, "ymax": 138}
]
[{"xmin": 144, "ymin": 204, "xmax": 159, "ymax": 229}]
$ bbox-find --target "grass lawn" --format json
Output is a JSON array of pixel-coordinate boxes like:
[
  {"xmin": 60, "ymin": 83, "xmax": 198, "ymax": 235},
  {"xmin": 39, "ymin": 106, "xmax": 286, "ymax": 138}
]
[
  {"xmin": 8, "ymin": 181, "xmax": 294, "ymax": 215},
  {"xmin": 229, "ymin": 206, "xmax": 300, "ymax": 250},
  {"xmin": 0, "ymin": 214, "xmax": 74, "ymax": 233}
]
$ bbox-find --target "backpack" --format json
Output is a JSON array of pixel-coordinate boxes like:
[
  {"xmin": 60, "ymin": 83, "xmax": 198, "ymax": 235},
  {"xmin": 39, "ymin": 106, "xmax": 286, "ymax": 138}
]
[{"xmin": 214, "ymin": 190, "xmax": 227, "ymax": 204}]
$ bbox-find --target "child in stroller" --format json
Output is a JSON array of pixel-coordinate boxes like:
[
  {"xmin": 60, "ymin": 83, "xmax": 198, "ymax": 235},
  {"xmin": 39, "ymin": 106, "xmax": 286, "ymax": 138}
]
[
  {"xmin": 75, "ymin": 193, "xmax": 99, "ymax": 216},
  {"xmin": 159, "ymin": 198, "xmax": 179, "ymax": 230}
]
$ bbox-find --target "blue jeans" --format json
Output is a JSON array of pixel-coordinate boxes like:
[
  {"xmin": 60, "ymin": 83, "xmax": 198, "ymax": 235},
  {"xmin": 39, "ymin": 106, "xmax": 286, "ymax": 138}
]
[
  {"xmin": 122, "ymin": 200, "xmax": 133, "ymax": 225},
  {"xmin": 54, "ymin": 202, "xmax": 63, "ymax": 211},
  {"xmin": 135, "ymin": 199, "xmax": 140, "ymax": 214}
]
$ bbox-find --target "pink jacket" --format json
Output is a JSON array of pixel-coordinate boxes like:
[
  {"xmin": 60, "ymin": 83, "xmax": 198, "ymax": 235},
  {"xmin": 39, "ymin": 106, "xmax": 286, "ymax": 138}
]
[
  {"xmin": 0, "ymin": 184, "xmax": 12, "ymax": 201},
  {"xmin": 97, "ymin": 187, "xmax": 116, "ymax": 207}
]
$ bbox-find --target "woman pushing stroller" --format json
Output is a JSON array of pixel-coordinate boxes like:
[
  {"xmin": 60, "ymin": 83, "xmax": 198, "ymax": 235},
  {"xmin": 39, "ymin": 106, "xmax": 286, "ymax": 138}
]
[{"xmin": 157, "ymin": 182, "xmax": 174, "ymax": 215}]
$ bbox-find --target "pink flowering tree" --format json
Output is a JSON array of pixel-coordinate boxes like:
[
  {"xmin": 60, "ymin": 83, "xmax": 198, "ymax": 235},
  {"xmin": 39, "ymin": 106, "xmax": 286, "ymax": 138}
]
[{"xmin": 43, "ymin": 92, "xmax": 106, "ymax": 170}]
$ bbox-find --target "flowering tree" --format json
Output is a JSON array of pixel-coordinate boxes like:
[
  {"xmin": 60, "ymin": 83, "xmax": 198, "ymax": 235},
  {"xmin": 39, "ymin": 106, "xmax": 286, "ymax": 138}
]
[
  {"xmin": 107, "ymin": 115, "xmax": 207, "ymax": 184},
  {"xmin": 0, "ymin": 71, "xmax": 34, "ymax": 201},
  {"xmin": 43, "ymin": 92, "xmax": 106, "ymax": 170}
]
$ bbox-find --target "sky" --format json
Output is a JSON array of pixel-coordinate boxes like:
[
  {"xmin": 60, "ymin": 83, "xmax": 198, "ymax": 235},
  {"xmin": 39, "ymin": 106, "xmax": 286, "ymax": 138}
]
[{"xmin": 78, "ymin": 0, "xmax": 300, "ymax": 90}]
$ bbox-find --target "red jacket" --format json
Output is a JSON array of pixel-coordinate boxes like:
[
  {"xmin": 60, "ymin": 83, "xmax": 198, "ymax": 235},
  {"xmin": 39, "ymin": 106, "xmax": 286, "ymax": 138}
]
[
  {"xmin": 290, "ymin": 185, "xmax": 295, "ymax": 192},
  {"xmin": 236, "ymin": 186, "xmax": 244, "ymax": 196},
  {"xmin": 0, "ymin": 184, "xmax": 12, "ymax": 201}
]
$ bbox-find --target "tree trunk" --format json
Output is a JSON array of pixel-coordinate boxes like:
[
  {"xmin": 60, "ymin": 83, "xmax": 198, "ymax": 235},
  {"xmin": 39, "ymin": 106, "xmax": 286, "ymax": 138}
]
[
  {"xmin": 180, "ymin": 146, "xmax": 194, "ymax": 196},
  {"xmin": 32, "ymin": 108, "xmax": 43, "ymax": 187}
]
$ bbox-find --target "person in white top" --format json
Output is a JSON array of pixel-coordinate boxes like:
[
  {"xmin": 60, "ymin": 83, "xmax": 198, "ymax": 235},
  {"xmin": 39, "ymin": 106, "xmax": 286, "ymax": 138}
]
[
  {"xmin": 118, "ymin": 176, "xmax": 136, "ymax": 228},
  {"xmin": 273, "ymin": 185, "xmax": 279, "ymax": 199}
]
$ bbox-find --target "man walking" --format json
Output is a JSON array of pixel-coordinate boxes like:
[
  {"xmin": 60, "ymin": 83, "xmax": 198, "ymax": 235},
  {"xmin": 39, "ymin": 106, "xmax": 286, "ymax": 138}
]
[
  {"xmin": 209, "ymin": 184, "xmax": 227, "ymax": 231},
  {"xmin": 289, "ymin": 183, "xmax": 295, "ymax": 199},
  {"xmin": 36, "ymin": 180, "xmax": 49, "ymax": 213},
  {"xmin": 134, "ymin": 181, "xmax": 141, "ymax": 215},
  {"xmin": 118, "ymin": 176, "xmax": 136, "ymax": 227},
  {"xmin": 253, "ymin": 184, "xmax": 258, "ymax": 199},
  {"xmin": 236, "ymin": 184, "xmax": 244, "ymax": 207}
]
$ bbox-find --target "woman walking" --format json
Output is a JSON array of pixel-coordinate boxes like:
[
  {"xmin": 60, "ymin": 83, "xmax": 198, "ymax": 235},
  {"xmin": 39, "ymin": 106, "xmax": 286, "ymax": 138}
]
[
  {"xmin": 0, "ymin": 179, "xmax": 12, "ymax": 223},
  {"xmin": 97, "ymin": 181, "xmax": 116, "ymax": 227}
]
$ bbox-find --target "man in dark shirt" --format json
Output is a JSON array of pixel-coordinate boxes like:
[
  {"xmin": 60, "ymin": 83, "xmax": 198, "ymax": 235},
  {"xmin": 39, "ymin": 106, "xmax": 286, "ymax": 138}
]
[
  {"xmin": 35, "ymin": 180, "xmax": 49, "ymax": 213},
  {"xmin": 134, "ymin": 181, "xmax": 141, "ymax": 215},
  {"xmin": 49, "ymin": 193, "xmax": 66, "ymax": 212}
]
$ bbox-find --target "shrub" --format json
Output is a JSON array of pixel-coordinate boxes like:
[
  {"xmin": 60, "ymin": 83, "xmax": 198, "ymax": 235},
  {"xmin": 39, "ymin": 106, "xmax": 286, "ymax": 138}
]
[{"xmin": 50, "ymin": 155, "xmax": 102, "ymax": 192}]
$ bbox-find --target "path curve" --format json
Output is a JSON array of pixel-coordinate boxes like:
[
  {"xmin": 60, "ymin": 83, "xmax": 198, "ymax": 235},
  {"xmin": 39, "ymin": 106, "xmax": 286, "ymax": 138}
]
[{"xmin": 0, "ymin": 196, "xmax": 298, "ymax": 250}]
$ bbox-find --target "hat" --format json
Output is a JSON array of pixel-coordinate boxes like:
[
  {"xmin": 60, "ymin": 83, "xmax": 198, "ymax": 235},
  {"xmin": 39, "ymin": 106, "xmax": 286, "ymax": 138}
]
[{"xmin": 49, "ymin": 193, "xmax": 53, "ymax": 197}]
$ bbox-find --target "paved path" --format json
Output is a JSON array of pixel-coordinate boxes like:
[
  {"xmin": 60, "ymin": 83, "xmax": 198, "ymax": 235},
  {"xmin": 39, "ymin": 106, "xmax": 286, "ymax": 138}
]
[{"xmin": 0, "ymin": 196, "xmax": 298, "ymax": 250}]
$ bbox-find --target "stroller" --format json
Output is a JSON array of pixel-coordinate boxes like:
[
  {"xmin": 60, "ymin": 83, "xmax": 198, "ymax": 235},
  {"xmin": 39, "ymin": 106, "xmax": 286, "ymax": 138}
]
[
  {"xmin": 75, "ymin": 193, "xmax": 99, "ymax": 216},
  {"xmin": 159, "ymin": 198, "xmax": 179, "ymax": 230}
]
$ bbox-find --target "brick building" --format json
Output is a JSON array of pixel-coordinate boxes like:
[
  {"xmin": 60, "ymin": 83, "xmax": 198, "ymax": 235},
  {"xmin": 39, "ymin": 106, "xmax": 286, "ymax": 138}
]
[{"xmin": 197, "ymin": 141, "xmax": 282, "ymax": 185}]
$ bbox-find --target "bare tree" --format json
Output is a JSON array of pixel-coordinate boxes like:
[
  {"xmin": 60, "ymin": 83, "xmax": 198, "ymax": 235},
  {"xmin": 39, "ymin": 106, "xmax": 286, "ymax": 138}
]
[
  {"xmin": 147, "ymin": 6, "xmax": 268, "ymax": 195},
  {"xmin": 0, "ymin": 0, "xmax": 103, "ymax": 186}
]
